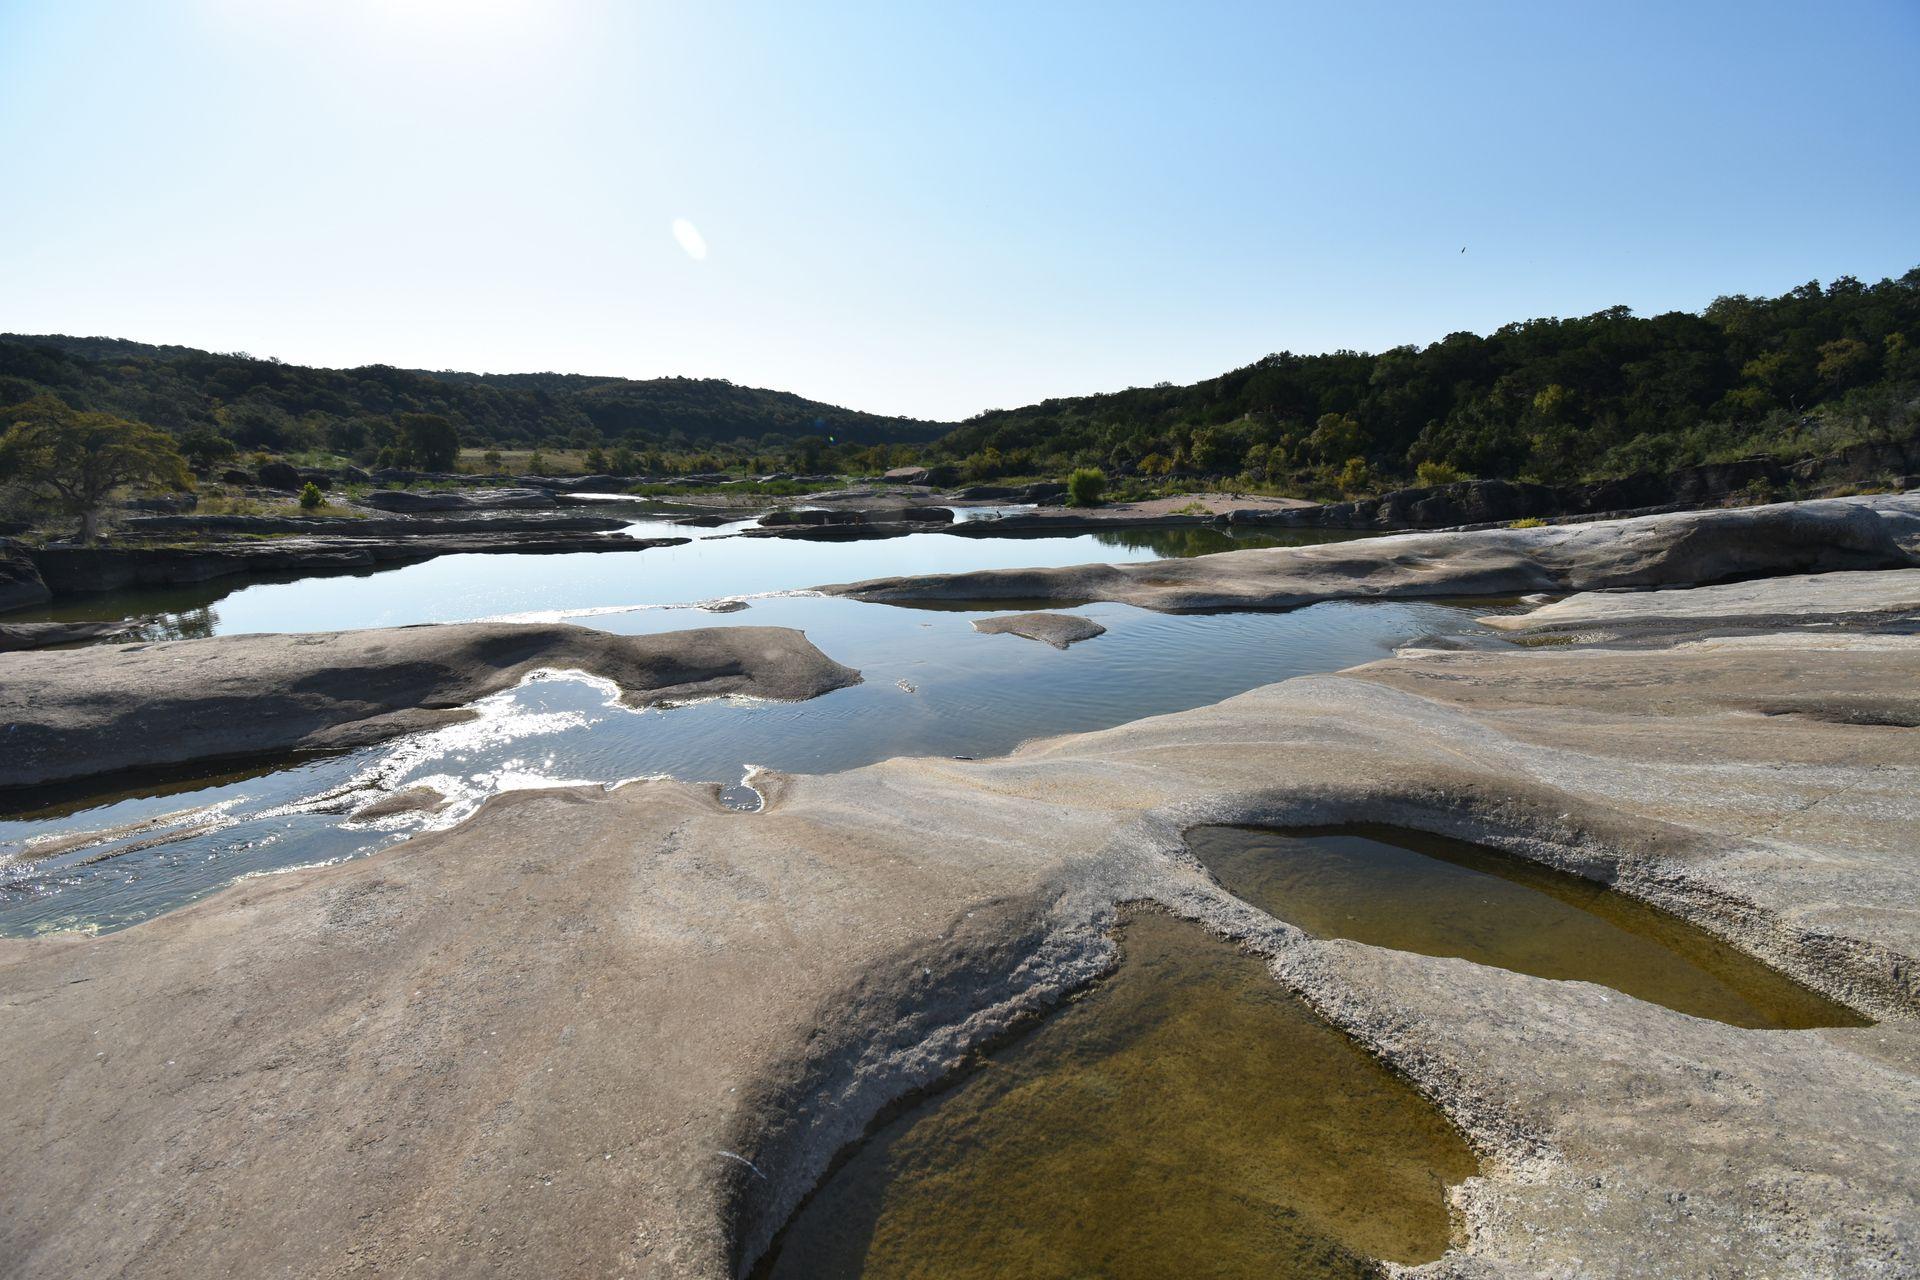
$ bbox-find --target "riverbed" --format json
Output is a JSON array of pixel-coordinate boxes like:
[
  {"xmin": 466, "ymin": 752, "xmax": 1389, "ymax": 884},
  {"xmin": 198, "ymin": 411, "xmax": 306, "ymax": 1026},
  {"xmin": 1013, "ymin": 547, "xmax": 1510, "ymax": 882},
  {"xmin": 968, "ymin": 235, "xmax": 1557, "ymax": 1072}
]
[{"xmin": 0, "ymin": 511, "xmax": 1506, "ymax": 936}]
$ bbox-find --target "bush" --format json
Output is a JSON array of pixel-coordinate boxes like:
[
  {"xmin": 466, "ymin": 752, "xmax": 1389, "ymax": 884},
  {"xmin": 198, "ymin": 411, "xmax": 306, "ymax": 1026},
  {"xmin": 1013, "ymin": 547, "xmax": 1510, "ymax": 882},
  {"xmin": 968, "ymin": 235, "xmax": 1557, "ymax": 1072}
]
[
  {"xmin": 527, "ymin": 450, "xmax": 547, "ymax": 475},
  {"xmin": 298, "ymin": 482, "xmax": 324, "ymax": 510},
  {"xmin": 1066, "ymin": 467, "xmax": 1107, "ymax": 506},
  {"xmin": 1415, "ymin": 459, "xmax": 1469, "ymax": 487},
  {"xmin": 482, "ymin": 449, "xmax": 503, "ymax": 472},
  {"xmin": 1509, "ymin": 516, "xmax": 1547, "ymax": 528},
  {"xmin": 1336, "ymin": 456, "xmax": 1374, "ymax": 497}
]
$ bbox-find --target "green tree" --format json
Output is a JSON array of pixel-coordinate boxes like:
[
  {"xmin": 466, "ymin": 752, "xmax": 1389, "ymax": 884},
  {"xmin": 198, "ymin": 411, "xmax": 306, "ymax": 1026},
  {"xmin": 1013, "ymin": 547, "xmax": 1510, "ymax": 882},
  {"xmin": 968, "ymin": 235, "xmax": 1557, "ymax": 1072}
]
[
  {"xmin": 298, "ymin": 481, "xmax": 324, "ymax": 510},
  {"xmin": 527, "ymin": 449, "xmax": 548, "ymax": 475},
  {"xmin": 396, "ymin": 413, "xmax": 460, "ymax": 471},
  {"xmin": 0, "ymin": 396, "xmax": 189, "ymax": 543},
  {"xmin": 178, "ymin": 427, "xmax": 237, "ymax": 472},
  {"xmin": 482, "ymin": 448, "xmax": 503, "ymax": 472},
  {"xmin": 585, "ymin": 446, "xmax": 609, "ymax": 473}
]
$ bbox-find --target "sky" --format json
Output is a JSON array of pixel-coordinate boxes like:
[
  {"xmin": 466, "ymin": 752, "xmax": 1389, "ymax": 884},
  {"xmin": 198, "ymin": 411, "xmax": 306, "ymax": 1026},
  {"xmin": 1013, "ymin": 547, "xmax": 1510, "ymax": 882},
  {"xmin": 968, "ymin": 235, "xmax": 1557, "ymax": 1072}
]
[{"xmin": 1, "ymin": 1, "xmax": 1915, "ymax": 422}]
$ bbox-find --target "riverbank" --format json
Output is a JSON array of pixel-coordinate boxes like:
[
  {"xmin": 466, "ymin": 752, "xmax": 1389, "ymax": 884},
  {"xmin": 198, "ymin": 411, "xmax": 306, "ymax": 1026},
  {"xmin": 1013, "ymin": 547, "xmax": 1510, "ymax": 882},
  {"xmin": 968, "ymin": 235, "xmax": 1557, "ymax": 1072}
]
[{"xmin": 1, "ymin": 567, "xmax": 1914, "ymax": 1276}]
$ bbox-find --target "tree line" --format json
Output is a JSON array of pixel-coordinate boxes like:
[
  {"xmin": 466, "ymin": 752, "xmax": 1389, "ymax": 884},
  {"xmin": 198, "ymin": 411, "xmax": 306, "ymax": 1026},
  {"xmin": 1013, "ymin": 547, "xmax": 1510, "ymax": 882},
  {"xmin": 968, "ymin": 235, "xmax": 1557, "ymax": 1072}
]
[{"xmin": 930, "ymin": 268, "xmax": 1920, "ymax": 494}]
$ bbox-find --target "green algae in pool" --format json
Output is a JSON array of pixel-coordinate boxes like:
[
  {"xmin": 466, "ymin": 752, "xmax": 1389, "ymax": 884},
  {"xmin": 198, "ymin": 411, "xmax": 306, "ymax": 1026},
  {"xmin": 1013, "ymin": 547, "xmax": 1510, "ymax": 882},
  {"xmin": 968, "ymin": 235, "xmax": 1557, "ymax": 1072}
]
[
  {"xmin": 756, "ymin": 911, "xmax": 1477, "ymax": 1280},
  {"xmin": 1189, "ymin": 825, "xmax": 1866, "ymax": 1030}
]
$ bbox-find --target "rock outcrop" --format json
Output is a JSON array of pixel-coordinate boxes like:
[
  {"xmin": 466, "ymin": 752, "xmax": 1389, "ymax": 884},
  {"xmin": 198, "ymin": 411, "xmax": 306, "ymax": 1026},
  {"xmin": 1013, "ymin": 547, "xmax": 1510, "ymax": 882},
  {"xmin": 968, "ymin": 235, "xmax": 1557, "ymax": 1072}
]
[
  {"xmin": 0, "ymin": 619, "xmax": 147, "ymax": 652},
  {"xmin": 0, "ymin": 622, "xmax": 861, "ymax": 790},
  {"xmin": 824, "ymin": 494, "xmax": 1920, "ymax": 610},
  {"xmin": 360, "ymin": 487, "xmax": 559, "ymax": 513},
  {"xmin": 25, "ymin": 530, "xmax": 684, "ymax": 597},
  {"xmin": 2, "ymin": 575, "xmax": 1917, "ymax": 1277},
  {"xmin": 0, "ymin": 538, "xmax": 51, "ymax": 611},
  {"xmin": 971, "ymin": 611, "xmax": 1107, "ymax": 648},
  {"xmin": 1481, "ymin": 568, "xmax": 1920, "ymax": 644}
]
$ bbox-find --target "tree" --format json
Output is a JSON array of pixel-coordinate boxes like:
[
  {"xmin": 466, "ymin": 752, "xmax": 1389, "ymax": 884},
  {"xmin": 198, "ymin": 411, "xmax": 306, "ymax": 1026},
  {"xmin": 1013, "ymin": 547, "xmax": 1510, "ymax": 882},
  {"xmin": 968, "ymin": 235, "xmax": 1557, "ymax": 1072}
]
[
  {"xmin": 396, "ymin": 413, "xmax": 460, "ymax": 471},
  {"xmin": 0, "ymin": 396, "xmax": 189, "ymax": 543},
  {"xmin": 298, "ymin": 481, "xmax": 324, "ymax": 510},
  {"xmin": 178, "ymin": 427, "xmax": 237, "ymax": 472}
]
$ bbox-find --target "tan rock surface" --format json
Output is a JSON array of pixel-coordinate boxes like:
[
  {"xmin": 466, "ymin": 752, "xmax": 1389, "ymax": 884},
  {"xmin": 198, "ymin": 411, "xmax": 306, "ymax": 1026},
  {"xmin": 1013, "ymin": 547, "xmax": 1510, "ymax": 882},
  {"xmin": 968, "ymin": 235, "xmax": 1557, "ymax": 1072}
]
[{"xmin": 3, "ymin": 585, "xmax": 1917, "ymax": 1277}]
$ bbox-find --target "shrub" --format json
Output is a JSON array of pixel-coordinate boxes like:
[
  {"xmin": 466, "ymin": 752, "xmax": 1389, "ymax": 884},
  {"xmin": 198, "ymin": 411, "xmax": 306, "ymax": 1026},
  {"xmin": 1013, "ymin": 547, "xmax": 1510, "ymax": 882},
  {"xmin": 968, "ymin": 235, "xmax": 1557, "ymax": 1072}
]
[
  {"xmin": 1066, "ymin": 467, "xmax": 1107, "ymax": 506},
  {"xmin": 482, "ymin": 449, "xmax": 503, "ymax": 472},
  {"xmin": 527, "ymin": 450, "xmax": 547, "ymax": 475},
  {"xmin": 1509, "ymin": 516, "xmax": 1547, "ymax": 528},
  {"xmin": 1415, "ymin": 459, "xmax": 1469, "ymax": 487},
  {"xmin": 1336, "ymin": 456, "xmax": 1373, "ymax": 497},
  {"xmin": 298, "ymin": 482, "xmax": 323, "ymax": 510}
]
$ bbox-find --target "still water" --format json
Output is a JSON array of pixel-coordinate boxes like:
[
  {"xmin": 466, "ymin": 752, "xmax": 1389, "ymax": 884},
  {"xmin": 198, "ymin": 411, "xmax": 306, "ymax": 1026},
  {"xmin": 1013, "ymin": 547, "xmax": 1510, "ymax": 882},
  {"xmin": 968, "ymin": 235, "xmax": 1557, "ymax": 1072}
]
[
  {"xmin": 1189, "ymin": 825, "xmax": 1864, "ymax": 1029},
  {"xmin": 756, "ymin": 911, "xmax": 1478, "ymax": 1279},
  {"xmin": 1, "ymin": 514, "xmax": 1506, "ymax": 935}
]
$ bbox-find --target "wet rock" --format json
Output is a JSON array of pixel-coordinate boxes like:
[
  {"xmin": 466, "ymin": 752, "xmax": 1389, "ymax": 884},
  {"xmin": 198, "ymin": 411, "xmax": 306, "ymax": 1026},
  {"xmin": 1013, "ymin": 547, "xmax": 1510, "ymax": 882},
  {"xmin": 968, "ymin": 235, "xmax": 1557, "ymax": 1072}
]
[
  {"xmin": 350, "ymin": 786, "xmax": 450, "ymax": 821},
  {"xmin": 971, "ymin": 612, "xmax": 1106, "ymax": 649},
  {"xmin": 0, "ymin": 622, "xmax": 861, "ymax": 790}
]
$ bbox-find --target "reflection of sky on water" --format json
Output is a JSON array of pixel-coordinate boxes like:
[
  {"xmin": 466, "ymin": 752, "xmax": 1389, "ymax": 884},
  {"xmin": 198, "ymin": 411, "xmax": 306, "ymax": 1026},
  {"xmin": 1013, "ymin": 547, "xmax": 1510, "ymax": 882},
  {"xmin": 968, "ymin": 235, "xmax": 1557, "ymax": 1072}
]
[{"xmin": 1, "ymin": 513, "xmax": 1462, "ymax": 937}]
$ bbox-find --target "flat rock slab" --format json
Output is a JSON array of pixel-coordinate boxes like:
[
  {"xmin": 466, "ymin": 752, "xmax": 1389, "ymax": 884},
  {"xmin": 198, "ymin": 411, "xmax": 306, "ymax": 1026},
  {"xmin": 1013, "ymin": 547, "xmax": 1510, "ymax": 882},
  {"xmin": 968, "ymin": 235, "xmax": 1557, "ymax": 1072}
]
[
  {"xmin": 0, "ymin": 622, "xmax": 860, "ymax": 791},
  {"xmin": 0, "ymin": 619, "xmax": 145, "ymax": 651},
  {"xmin": 971, "ymin": 611, "xmax": 1107, "ymax": 648},
  {"xmin": 1482, "ymin": 567, "xmax": 1920, "ymax": 639},
  {"xmin": 821, "ymin": 494, "xmax": 1920, "ymax": 610},
  {"xmin": 2, "ymin": 574, "xmax": 1917, "ymax": 1278}
]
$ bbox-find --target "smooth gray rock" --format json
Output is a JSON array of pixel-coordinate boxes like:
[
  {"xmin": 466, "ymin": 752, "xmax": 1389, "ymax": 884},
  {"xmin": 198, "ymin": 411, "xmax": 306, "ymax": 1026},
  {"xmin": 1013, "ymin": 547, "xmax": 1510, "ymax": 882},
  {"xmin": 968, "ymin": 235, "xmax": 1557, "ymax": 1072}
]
[
  {"xmin": 1483, "ymin": 567, "xmax": 1920, "ymax": 643},
  {"xmin": 0, "ymin": 622, "xmax": 861, "ymax": 790},
  {"xmin": 0, "ymin": 619, "xmax": 146, "ymax": 652},
  {"xmin": 971, "ymin": 611, "xmax": 1107, "ymax": 648},
  {"xmin": 822, "ymin": 494, "xmax": 1920, "ymax": 610}
]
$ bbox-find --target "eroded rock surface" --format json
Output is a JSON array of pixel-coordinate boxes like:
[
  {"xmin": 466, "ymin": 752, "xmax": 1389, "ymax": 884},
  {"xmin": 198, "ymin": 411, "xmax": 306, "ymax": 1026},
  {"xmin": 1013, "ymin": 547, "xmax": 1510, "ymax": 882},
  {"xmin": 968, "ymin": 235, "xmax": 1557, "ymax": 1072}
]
[
  {"xmin": 821, "ymin": 493, "xmax": 1920, "ymax": 610},
  {"xmin": 1482, "ymin": 567, "xmax": 1920, "ymax": 643},
  {"xmin": 971, "ymin": 611, "xmax": 1107, "ymax": 648},
  {"xmin": 1, "ymin": 574, "xmax": 1916, "ymax": 1277},
  {"xmin": 0, "ymin": 622, "xmax": 861, "ymax": 790}
]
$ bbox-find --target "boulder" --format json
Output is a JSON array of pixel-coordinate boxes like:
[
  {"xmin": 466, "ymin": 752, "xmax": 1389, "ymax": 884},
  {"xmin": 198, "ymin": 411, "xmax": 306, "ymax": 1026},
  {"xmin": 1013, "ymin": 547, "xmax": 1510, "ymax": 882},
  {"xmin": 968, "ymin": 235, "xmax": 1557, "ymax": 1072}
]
[{"xmin": 256, "ymin": 461, "xmax": 303, "ymax": 491}]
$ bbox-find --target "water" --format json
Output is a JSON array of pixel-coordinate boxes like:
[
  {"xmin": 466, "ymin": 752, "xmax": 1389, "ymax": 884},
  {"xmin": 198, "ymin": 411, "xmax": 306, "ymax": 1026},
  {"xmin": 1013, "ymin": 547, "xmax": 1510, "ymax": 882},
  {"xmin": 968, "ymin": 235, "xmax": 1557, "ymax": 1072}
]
[
  {"xmin": 9, "ymin": 511, "xmax": 1362, "ymax": 635},
  {"xmin": 1189, "ymin": 825, "xmax": 1866, "ymax": 1029},
  {"xmin": 0, "ymin": 593, "xmax": 1492, "ymax": 935},
  {"xmin": 755, "ymin": 910, "xmax": 1478, "ymax": 1279}
]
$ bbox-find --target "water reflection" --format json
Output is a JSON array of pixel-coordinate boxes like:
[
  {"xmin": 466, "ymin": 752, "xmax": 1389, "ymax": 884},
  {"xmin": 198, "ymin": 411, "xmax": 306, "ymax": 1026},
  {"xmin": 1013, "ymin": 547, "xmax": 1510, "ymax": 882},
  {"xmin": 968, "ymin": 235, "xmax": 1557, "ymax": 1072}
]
[{"xmin": 2, "ymin": 597, "xmax": 1492, "ymax": 936}]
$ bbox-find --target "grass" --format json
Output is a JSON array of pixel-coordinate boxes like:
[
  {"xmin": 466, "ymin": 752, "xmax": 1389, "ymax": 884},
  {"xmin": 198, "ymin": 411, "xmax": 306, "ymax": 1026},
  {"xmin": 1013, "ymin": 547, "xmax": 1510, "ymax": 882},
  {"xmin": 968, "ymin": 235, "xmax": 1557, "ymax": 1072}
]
[{"xmin": 1508, "ymin": 516, "xmax": 1548, "ymax": 528}]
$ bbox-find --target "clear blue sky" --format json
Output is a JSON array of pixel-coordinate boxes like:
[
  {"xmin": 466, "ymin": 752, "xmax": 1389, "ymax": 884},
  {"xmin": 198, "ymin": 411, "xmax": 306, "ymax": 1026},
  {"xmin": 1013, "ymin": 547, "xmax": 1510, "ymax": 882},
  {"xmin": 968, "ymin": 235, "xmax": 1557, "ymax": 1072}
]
[{"xmin": 2, "ymin": 1, "xmax": 1915, "ymax": 421}]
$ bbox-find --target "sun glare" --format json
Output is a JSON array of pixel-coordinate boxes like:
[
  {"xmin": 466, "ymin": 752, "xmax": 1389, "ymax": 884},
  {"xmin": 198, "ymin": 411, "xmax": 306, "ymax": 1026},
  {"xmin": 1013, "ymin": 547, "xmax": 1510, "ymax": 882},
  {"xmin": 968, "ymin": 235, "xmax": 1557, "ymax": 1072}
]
[{"xmin": 672, "ymin": 218, "xmax": 709, "ymax": 262}]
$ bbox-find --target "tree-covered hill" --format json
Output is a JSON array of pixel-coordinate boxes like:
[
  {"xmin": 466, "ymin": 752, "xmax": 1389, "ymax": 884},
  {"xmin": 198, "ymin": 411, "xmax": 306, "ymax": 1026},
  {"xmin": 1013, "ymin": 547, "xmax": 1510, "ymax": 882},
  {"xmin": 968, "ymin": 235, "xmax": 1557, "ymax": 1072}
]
[
  {"xmin": 933, "ymin": 269, "xmax": 1920, "ymax": 492},
  {"xmin": 0, "ymin": 334, "xmax": 952, "ymax": 460}
]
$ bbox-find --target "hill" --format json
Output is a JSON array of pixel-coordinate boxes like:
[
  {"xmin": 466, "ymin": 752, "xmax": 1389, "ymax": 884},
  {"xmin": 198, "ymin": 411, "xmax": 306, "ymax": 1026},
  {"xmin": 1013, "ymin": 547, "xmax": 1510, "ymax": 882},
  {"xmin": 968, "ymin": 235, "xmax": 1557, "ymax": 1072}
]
[
  {"xmin": 933, "ymin": 269, "xmax": 1920, "ymax": 494},
  {"xmin": 0, "ymin": 335, "xmax": 951, "ymax": 463}
]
